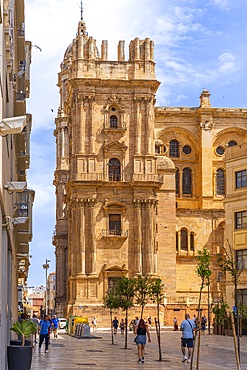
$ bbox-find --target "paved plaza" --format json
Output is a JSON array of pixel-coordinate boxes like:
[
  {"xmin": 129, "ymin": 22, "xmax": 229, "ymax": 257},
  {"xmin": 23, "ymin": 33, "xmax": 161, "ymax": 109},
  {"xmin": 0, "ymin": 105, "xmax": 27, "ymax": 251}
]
[{"xmin": 30, "ymin": 329, "xmax": 247, "ymax": 370}]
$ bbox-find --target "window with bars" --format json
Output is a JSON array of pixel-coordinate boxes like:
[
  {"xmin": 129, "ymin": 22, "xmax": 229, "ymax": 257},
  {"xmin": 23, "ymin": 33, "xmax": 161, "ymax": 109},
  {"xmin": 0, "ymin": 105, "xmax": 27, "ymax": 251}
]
[
  {"xmin": 175, "ymin": 168, "xmax": 180, "ymax": 196},
  {"xmin": 236, "ymin": 170, "xmax": 247, "ymax": 189},
  {"xmin": 190, "ymin": 232, "xmax": 195, "ymax": 251},
  {"xmin": 182, "ymin": 168, "xmax": 192, "ymax": 195},
  {"xmin": 235, "ymin": 211, "xmax": 247, "ymax": 229},
  {"xmin": 109, "ymin": 158, "xmax": 121, "ymax": 181},
  {"xmin": 216, "ymin": 169, "xmax": 225, "ymax": 195},
  {"xmin": 109, "ymin": 214, "xmax": 121, "ymax": 235},
  {"xmin": 181, "ymin": 229, "xmax": 188, "ymax": 251},
  {"xmin": 169, "ymin": 140, "xmax": 179, "ymax": 157},
  {"xmin": 237, "ymin": 289, "xmax": 247, "ymax": 306},
  {"xmin": 236, "ymin": 250, "xmax": 247, "ymax": 270},
  {"xmin": 110, "ymin": 115, "xmax": 118, "ymax": 128}
]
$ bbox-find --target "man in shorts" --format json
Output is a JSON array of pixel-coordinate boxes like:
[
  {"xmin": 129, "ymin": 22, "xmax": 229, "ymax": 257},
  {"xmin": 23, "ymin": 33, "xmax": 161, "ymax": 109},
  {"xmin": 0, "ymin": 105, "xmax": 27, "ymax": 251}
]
[{"xmin": 180, "ymin": 313, "xmax": 196, "ymax": 363}]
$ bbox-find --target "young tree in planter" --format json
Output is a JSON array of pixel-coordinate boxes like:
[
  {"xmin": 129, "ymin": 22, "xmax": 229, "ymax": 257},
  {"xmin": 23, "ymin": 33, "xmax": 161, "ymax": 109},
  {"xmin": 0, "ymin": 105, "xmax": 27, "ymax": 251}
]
[
  {"xmin": 134, "ymin": 274, "xmax": 153, "ymax": 319},
  {"xmin": 192, "ymin": 248, "xmax": 212, "ymax": 370},
  {"xmin": 150, "ymin": 277, "xmax": 165, "ymax": 361},
  {"xmin": 114, "ymin": 277, "xmax": 136, "ymax": 349},
  {"xmin": 104, "ymin": 286, "xmax": 121, "ymax": 345},
  {"xmin": 217, "ymin": 241, "xmax": 243, "ymax": 360}
]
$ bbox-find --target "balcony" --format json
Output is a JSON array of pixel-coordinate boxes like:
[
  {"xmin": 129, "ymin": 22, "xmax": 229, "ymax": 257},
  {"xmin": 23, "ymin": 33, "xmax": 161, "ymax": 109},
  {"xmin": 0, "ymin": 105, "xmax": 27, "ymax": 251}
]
[
  {"xmin": 15, "ymin": 189, "xmax": 35, "ymax": 243},
  {"xmin": 101, "ymin": 229, "xmax": 128, "ymax": 240},
  {"xmin": 73, "ymin": 172, "xmax": 163, "ymax": 184},
  {"xmin": 103, "ymin": 122, "xmax": 126, "ymax": 133}
]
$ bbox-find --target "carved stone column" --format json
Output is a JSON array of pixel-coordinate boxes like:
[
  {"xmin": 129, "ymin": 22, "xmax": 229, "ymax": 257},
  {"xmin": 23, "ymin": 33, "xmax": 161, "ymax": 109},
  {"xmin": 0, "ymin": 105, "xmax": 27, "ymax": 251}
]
[
  {"xmin": 142, "ymin": 200, "xmax": 154, "ymax": 274},
  {"xmin": 88, "ymin": 97, "xmax": 95, "ymax": 153},
  {"xmin": 133, "ymin": 199, "xmax": 142, "ymax": 274},
  {"xmin": 79, "ymin": 204, "xmax": 85, "ymax": 275},
  {"xmin": 145, "ymin": 98, "xmax": 154, "ymax": 155},
  {"xmin": 134, "ymin": 97, "xmax": 142, "ymax": 155},
  {"xmin": 89, "ymin": 199, "xmax": 97, "ymax": 274}
]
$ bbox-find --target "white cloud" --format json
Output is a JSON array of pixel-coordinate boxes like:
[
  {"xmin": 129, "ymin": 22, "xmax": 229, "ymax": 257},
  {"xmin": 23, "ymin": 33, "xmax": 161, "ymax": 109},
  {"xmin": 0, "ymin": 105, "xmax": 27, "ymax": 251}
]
[
  {"xmin": 218, "ymin": 52, "xmax": 237, "ymax": 72},
  {"xmin": 209, "ymin": 0, "xmax": 230, "ymax": 10}
]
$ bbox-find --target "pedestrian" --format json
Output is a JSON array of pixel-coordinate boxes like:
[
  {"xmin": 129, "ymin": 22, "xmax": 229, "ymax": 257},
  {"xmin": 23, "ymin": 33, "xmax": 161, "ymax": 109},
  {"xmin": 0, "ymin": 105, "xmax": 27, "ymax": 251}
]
[
  {"xmin": 201, "ymin": 315, "xmax": 207, "ymax": 334},
  {"xmin": 38, "ymin": 315, "xmax": 51, "ymax": 353},
  {"xmin": 52, "ymin": 314, "xmax": 59, "ymax": 338},
  {"xmin": 120, "ymin": 319, "xmax": 125, "ymax": 334},
  {"xmin": 112, "ymin": 316, "xmax": 119, "ymax": 334},
  {"xmin": 173, "ymin": 317, "xmax": 178, "ymax": 331},
  {"xmin": 92, "ymin": 316, "xmax": 97, "ymax": 332},
  {"xmin": 180, "ymin": 313, "xmax": 196, "ymax": 363},
  {"xmin": 134, "ymin": 318, "xmax": 151, "ymax": 364},
  {"xmin": 148, "ymin": 316, "xmax": 152, "ymax": 326},
  {"xmin": 31, "ymin": 314, "xmax": 39, "ymax": 343},
  {"xmin": 135, "ymin": 316, "xmax": 140, "ymax": 326}
]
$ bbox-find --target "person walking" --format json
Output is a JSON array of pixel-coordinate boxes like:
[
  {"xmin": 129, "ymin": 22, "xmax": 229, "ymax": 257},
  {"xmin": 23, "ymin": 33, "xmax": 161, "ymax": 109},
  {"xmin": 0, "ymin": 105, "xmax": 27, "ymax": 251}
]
[
  {"xmin": 38, "ymin": 315, "xmax": 51, "ymax": 353},
  {"xmin": 120, "ymin": 319, "xmax": 125, "ymax": 334},
  {"xmin": 31, "ymin": 314, "xmax": 39, "ymax": 343},
  {"xmin": 52, "ymin": 314, "xmax": 59, "ymax": 338},
  {"xmin": 201, "ymin": 315, "xmax": 207, "ymax": 334},
  {"xmin": 92, "ymin": 316, "xmax": 97, "ymax": 332},
  {"xmin": 112, "ymin": 317, "xmax": 119, "ymax": 334},
  {"xmin": 173, "ymin": 317, "xmax": 178, "ymax": 331},
  {"xmin": 134, "ymin": 318, "xmax": 151, "ymax": 364},
  {"xmin": 180, "ymin": 313, "xmax": 196, "ymax": 363}
]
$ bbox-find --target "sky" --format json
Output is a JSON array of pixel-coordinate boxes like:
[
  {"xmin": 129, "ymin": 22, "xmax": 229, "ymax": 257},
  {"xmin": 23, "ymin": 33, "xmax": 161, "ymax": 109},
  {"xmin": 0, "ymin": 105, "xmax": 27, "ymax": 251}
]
[{"xmin": 25, "ymin": 0, "xmax": 247, "ymax": 287}]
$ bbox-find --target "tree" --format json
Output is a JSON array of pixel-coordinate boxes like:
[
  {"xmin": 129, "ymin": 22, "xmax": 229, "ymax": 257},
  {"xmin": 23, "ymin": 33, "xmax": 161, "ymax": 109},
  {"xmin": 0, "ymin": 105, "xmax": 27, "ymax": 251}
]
[
  {"xmin": 134, "ymin": 274, "xmax": 153, "ymax": 319},
  {"xmin": 150, "ymin": 277, "xmax": 165, "ymax": 361},
  {"xmin": 104, "ymin": 286, "xmax": 121, "ymax": 345},
  {"xmin": 217, "ymin": 240, "xmax": 243, "ymax": 360},
  {"xmin": 192, "ymin": 248, "xmax": 212, "ymax": 370},
  {"xmin": 114, "ymin": 277, "xmax": 136, "ymax": 349}
]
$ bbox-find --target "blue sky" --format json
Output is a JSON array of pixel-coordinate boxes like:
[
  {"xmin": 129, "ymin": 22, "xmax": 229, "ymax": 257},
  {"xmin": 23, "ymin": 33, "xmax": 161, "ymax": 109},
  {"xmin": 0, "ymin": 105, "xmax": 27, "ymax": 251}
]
[{"xmin": 25, "ymin": 0, "xmax": 247, "ymax": 286}]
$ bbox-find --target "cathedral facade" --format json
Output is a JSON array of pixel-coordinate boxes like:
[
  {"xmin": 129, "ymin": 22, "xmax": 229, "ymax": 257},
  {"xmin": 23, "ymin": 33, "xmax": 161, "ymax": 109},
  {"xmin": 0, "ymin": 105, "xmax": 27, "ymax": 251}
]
[{"xmin": 53, "ymin": 17, "xmax": 247, "ymax": 324}]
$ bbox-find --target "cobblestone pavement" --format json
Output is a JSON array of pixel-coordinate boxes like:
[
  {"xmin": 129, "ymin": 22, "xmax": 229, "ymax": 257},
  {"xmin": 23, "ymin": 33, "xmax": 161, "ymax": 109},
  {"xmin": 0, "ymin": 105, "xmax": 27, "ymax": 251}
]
[{"xmin": 30, "ymin": 329, "xmax": 247, "ymax": 370}]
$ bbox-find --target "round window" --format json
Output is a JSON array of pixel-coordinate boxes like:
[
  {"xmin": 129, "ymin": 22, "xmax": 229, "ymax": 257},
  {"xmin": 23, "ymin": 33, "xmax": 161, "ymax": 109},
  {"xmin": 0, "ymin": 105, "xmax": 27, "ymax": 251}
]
[
  {"xmin": 216, "ymin": 146, "xmax": 225, "ymax": 156},
  {"xmin": 111, "ymin": 107, "xmax": 116, "ymax": 111},
  {"xmin": 182, "ymin": 145, "xmax": 191, "ymax": 155}
]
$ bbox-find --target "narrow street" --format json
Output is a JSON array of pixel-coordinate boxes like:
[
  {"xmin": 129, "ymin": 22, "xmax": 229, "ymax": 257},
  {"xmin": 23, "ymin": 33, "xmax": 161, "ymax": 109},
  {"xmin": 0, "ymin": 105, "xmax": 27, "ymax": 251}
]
[{"xmin": 30, "ymin": 329, "xmax": 247, "ymax": 370}]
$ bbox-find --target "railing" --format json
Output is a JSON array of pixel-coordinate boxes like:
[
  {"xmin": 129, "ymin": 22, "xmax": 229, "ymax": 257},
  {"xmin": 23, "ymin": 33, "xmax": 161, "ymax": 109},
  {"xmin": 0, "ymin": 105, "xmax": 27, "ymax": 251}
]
[
  {"xmin": 104, "ymin": 122, "xmax": 126, "ymax": 130},
  {"xmin": 16, "ymin": 92, "xmax": 26, "ymax": 101},
  {"xmin": 101, "ymin": 229, "xmax": 128, "ymax": 237},
  {"xmin": 75, "ymin": 173, "xmax": 163, "ymax": 183}
]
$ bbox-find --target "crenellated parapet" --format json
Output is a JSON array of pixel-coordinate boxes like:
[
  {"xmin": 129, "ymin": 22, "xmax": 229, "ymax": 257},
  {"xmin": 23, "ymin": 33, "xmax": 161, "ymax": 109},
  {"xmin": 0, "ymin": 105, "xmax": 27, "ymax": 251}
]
[{"xmin": 60, "ymin": 20, "xmax": 157, "ymax": 80}]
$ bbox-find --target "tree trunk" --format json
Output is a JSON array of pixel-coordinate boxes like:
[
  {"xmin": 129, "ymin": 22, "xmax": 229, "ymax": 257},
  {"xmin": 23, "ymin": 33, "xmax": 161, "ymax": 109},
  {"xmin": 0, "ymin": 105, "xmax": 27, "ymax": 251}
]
[
  {"xmin": 125, "ymin": 309, "xmax": 128, "ymax": 349},
  {"xmin": 110, "ymin": 309, "xmax": 114, "ymax": 345},
  {"xmin": 155, "ymin": 303, "xmax": 162, "ymax": 361}
]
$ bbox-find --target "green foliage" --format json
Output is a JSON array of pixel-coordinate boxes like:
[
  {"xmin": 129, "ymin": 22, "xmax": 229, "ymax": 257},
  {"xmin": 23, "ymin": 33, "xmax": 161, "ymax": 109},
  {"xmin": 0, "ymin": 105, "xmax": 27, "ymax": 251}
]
[
  {"xmin": 103, "ymin": 286, "xmax": 121, "ymax": 310},
  {"xmin": 196, "ymin": 248, "xmax": 212, "ymax": 288},
  {"xmin": 149, "ymin": 278, "xmax": 165, "ymax": 304},
  {"xmin": 212, "ymin": 302, "xmax": 229, "ymax": 325},
  {"xmin": 10, "ymin": 319, "xmax": 38, "ymax": 346},
  {"xmin": 134, "ymin": 275, "xmax": 153, "ymax": 317},
  {"xmin": 114, "ymin": 277, "xmax": 136, "ymax": 310},
  {"xmin": 217, "ymin": 241, "xmax": 242, "ymax": 281}
]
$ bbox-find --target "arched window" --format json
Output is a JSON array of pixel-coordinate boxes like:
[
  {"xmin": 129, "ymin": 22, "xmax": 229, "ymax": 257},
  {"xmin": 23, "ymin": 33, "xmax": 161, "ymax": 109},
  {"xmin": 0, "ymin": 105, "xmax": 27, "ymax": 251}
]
[
  {"xmin": 190, "ymin": 232, "xmax": 195, "ymax": 251},
  {"xmin": 228, "ymin": 140, "xmax": 237, "ymax": 147},
  {"xmin": 216, "ymin": 169, "xmax": 225, "ymax": 195},
  {"xmin": 110, "ymin": 115, "xmax": 118, "ymax": 128},
  {"xmin": 176, "ymin": 232, "xmax": 179, "ymax": 251},
  {"xmin": 182, "ymin": 168, "xmax": 192, "ymax": 195},
  {"xmin": 169, "ymin": 140, "xmax": 179, "ymax": 157},
  {"xmin": 175, "ymin": 168, "xmax": 180, "ymax": 196},
  {"xmin": 181, "ymin": 229, "xmax": 188, "ymax": 251},
  {"xmin": 109, "ymin": 158, "xmax": 121, "ymax": 181}
]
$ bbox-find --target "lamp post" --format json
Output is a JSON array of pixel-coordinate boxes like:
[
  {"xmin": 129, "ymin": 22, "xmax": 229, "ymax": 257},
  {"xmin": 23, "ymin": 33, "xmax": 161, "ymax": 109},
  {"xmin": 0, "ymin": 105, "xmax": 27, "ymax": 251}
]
[{"xmin": 42, "ymin": 259, "xmax": 51, "ymax": 315}]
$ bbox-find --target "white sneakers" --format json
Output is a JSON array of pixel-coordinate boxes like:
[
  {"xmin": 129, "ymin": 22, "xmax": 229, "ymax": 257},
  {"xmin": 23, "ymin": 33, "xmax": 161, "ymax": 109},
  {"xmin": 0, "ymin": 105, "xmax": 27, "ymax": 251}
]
[
  {"xmin": 182, "ymin": 356, "xmax": 187, "ymax": 362},
  {"xmin": 187, "ymin": 359, "xmax": 191, "ymax": 363}
]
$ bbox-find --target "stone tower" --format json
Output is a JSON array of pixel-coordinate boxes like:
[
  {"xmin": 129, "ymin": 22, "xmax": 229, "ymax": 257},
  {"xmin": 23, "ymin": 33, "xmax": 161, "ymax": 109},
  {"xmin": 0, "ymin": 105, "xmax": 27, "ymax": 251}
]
[{"xmin": 53, "ymin": 17, "xmax": 176, "ymax": 318}]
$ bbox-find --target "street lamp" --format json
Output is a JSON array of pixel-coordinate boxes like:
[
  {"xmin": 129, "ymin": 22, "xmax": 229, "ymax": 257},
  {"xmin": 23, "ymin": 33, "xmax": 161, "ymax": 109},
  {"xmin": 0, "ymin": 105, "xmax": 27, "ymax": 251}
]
[{"xmin": 42, "ymin": 259, "xmax": 51, "ymax": 315}]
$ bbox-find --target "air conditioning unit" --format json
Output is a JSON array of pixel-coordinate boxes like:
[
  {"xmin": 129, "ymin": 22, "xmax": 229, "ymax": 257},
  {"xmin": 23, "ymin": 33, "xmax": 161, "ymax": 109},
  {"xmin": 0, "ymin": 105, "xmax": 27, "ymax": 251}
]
[{"xmin": 0, "ymin": 115, "xmax": 26, "ymax": 136}]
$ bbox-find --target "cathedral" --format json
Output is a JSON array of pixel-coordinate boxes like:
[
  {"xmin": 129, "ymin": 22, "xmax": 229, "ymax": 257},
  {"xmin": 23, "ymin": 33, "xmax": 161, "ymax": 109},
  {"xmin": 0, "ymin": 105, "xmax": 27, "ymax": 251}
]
[{"xmin": 53, "ymin": 15, "xmax": 247, "ymax": 324}]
